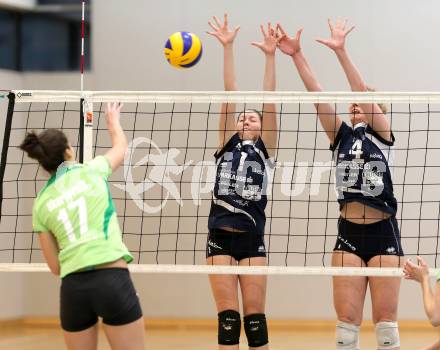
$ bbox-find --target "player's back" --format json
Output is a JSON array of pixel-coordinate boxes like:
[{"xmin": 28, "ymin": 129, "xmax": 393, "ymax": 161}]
[{"xmin": 33, "ymin": 156, "xmax": 132, "ymax": 277}]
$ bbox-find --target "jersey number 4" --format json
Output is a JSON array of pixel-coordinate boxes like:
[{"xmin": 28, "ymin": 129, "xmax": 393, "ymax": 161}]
[
  {"xmin": 56, "ymin": 197, "xmax": 89, "ymax": 242},
  {"xmin": 349, "ymin": 139, "xmax": 363, "ymax": 159}
]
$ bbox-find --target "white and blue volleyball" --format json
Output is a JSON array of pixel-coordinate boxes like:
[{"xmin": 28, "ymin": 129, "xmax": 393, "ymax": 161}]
[{"xmin": 164, "ymin": 31, "xmax": 202, "ymax": 68}]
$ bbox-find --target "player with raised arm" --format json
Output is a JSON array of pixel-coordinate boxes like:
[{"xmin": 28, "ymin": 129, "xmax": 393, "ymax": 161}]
[
  {"xmin": 277, "ymin": 19, "xmax": 403, "ymax": 350},
  {"xmin": 206, "ymin": 13, "xmax": 279, "ymax": 349},
  {"xmin": 20, "ymin": 103, "xmax": 145, "ymax": 350}
]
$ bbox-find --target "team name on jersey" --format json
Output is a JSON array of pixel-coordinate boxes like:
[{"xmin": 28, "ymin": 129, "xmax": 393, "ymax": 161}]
[
  {"xmin": 46, "ymin": 180, "xmax": 90, "ymax": 212},
  {"xmin": 369, "ymin": 153, "xmax": 383, "ymax": 160},
  {"xmin": 219, "ymin": 171, "xmax": 253, "ymax": 183}
]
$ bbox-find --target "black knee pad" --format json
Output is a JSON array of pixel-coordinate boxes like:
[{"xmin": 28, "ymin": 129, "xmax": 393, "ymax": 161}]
[
  {"xmin": 218, "ymin": 309, "xmax": 241, "ymax": 345},
  {"xmin": 244, "ymin": 313, "xmax": 269, "ymax": 347}
]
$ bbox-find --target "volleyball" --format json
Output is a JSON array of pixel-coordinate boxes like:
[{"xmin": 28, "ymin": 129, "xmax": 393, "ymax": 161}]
[{"xmin": 164, "ymin": 31, "xmax": 202, "ymax": 68}]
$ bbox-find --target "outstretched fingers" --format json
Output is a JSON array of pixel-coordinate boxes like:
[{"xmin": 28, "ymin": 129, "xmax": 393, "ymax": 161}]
[
  {"xmin": 260, "ymin": 24, "xmax": 267, "ymax": 38},
  {"xmin": 276, "ymin": 23, "xmax": 287, "ymax": 36},
  {"xmin": 315, "ymin": 38, "xmax": 330, "ymax": 46},
  {"xmin": 268, "ymin": 22, "xmax": 275, "ymax": 36},
  {"xmin": 327, "ymin": 18, "xmax": 334, "ymax": 32},
  {"xmin": 345, "ymin": 25, "xmax": 355, "ymax": 36},
  {"xmin": 251, "ymin": 41, "xmax": 263, "ymax": 49},
  {"xmin": 416, "ymin": 256, "xmax": 427, "ymax": 267},
  {"xmin": 223, "ymin": 12, "xmax": 228, "ymax": 27},
  {"xmin": 208, "ymin": 20, "xmax": 219, "ymax": 32},
  {"xmin": 212, "ymin": 15, "xmax": 222, "ymax": 28}
]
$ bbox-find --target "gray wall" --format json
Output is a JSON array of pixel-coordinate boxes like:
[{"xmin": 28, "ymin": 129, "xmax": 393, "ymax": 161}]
[
  {"xmin": 1, "ymin": 0, "xmax": 440, "ymax": 321},
  {"xmin": 93, "ymin": 0, "xmax": 440, "ymax": 92}
]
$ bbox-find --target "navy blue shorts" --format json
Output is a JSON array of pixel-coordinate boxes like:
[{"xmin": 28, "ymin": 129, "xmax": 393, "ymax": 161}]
[
  {"xmin": 60, "ymin": 268, "xmax": 142, "ymax": 332},
  {"xmin": 206, "ymin": 228, "xmax": 267, "ymax": 261},
  {"xmin": 334, "ymin": 216, "xmax": 404, "ymax": 264}
]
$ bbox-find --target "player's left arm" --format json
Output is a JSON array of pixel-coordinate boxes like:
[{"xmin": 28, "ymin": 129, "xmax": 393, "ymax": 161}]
[
  {"xmin": 317, "ymin": 18, "xmax": 391, "ymax": 141},
  {"xmin": 39, "ymin": 232, "xmax": 60, "ymax": 276},
  {"xmin": 252, "ymin": 22, "xmax": 279, "ymax": 157}
]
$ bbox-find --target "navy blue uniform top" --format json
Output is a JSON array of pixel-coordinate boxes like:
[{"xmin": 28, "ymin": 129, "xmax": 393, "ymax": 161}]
[
  {"xmin": 208, "ymin": 133, "xmax": 274, "ymax": 236},
  {"xmin": 331, "ymin": 121, "xmax": 397, "ymax": 216}
]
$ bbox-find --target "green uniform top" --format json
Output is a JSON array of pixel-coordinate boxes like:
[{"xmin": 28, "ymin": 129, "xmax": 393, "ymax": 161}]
[{"xmin": 32, "ymin": 156, "xmax": 133, "ymax": 278}]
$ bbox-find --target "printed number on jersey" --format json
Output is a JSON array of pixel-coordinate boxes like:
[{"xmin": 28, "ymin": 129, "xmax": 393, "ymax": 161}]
[{"xmin": 56, "ymin": 197, "xmax": 89, "ymax": 242}]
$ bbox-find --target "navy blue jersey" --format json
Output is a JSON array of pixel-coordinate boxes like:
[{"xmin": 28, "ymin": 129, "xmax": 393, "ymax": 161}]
[
  {"xmin": 331, "ymin": 122, "xmax": 397, "ymax": 215},
  {"xmin": 209, "ymin": 133, "xmax": 274, "ymax": 236}
]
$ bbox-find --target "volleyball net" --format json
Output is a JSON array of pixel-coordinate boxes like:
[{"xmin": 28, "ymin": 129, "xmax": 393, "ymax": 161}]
[{"xmin": 1, "ymin": 90, "xmax": 440, "ymax": 276}]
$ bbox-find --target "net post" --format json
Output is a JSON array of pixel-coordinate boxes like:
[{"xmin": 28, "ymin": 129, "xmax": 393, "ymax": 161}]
[
  {"xmin": 79, "ymin": 97, "xmax": 85, "ymax": 163},
  {"xmin": 0, "ymin": 93, "xmax": 16, "ymax": 220},
  {"xmin": 79, "ymin": 97, "xmax": 93, "ymax": 163},
  {"xmin": 82, "ymin": 98, "xmax": 93, "ymax": 162}
]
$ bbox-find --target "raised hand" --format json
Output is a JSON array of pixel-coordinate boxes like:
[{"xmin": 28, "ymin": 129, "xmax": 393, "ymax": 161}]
[
  {"xmin": 207, "ymin": 13, "xmax": 240, "ymax": 47},
  {"xmin": 403, "ymin": 256, "xmax": 430, "ymax": 283},
  {"xmin": 105, "ymin": 102, "xmax": 123, "ymax": 126},
  {"xmin": 276, "ymin": 24, "xmax": 303, "ymax": 57},
  {"xmin": 316, "ymin": 18, "xmax": 355, "ymax": 51},
  {"xmin": 251, "ymin": 22, "xmax": 280, "ymax": 56}
]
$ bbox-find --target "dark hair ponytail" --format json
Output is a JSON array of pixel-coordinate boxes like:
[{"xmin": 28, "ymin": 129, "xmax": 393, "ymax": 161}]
[{"xmin": 20, "ymin": 129, "xmax": 69, "ymax": 173}]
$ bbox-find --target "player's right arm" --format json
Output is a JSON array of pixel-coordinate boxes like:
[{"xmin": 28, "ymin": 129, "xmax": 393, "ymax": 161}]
[
  {"xmin": 103, "ymin": 102, "xmax": 128, "ymax": 172},
  {"xmin": 39, "ymin": 232, "xmax": 60, "ymax": 275},
  {"xmin": 277, "ymin": 24, "xmax": 342, "ymax": 144},
  {"xmin": 33, "ymin": 203, "xmax": 60, "ymax": 276},
  {"xmin": 207, "ymin": 13, "xmax": 240, "ymax": 149}
]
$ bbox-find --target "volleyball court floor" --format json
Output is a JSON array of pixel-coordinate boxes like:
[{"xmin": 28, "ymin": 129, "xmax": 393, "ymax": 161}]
[{"xmin": 0, "ymin": 323, "xmax": 437, "ymax": 349}]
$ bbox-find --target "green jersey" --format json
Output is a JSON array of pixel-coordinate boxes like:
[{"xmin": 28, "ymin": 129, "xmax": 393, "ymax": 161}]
[{"xmin": 32, "ymin": 156, "xmax": 133, "ymax": 278}]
